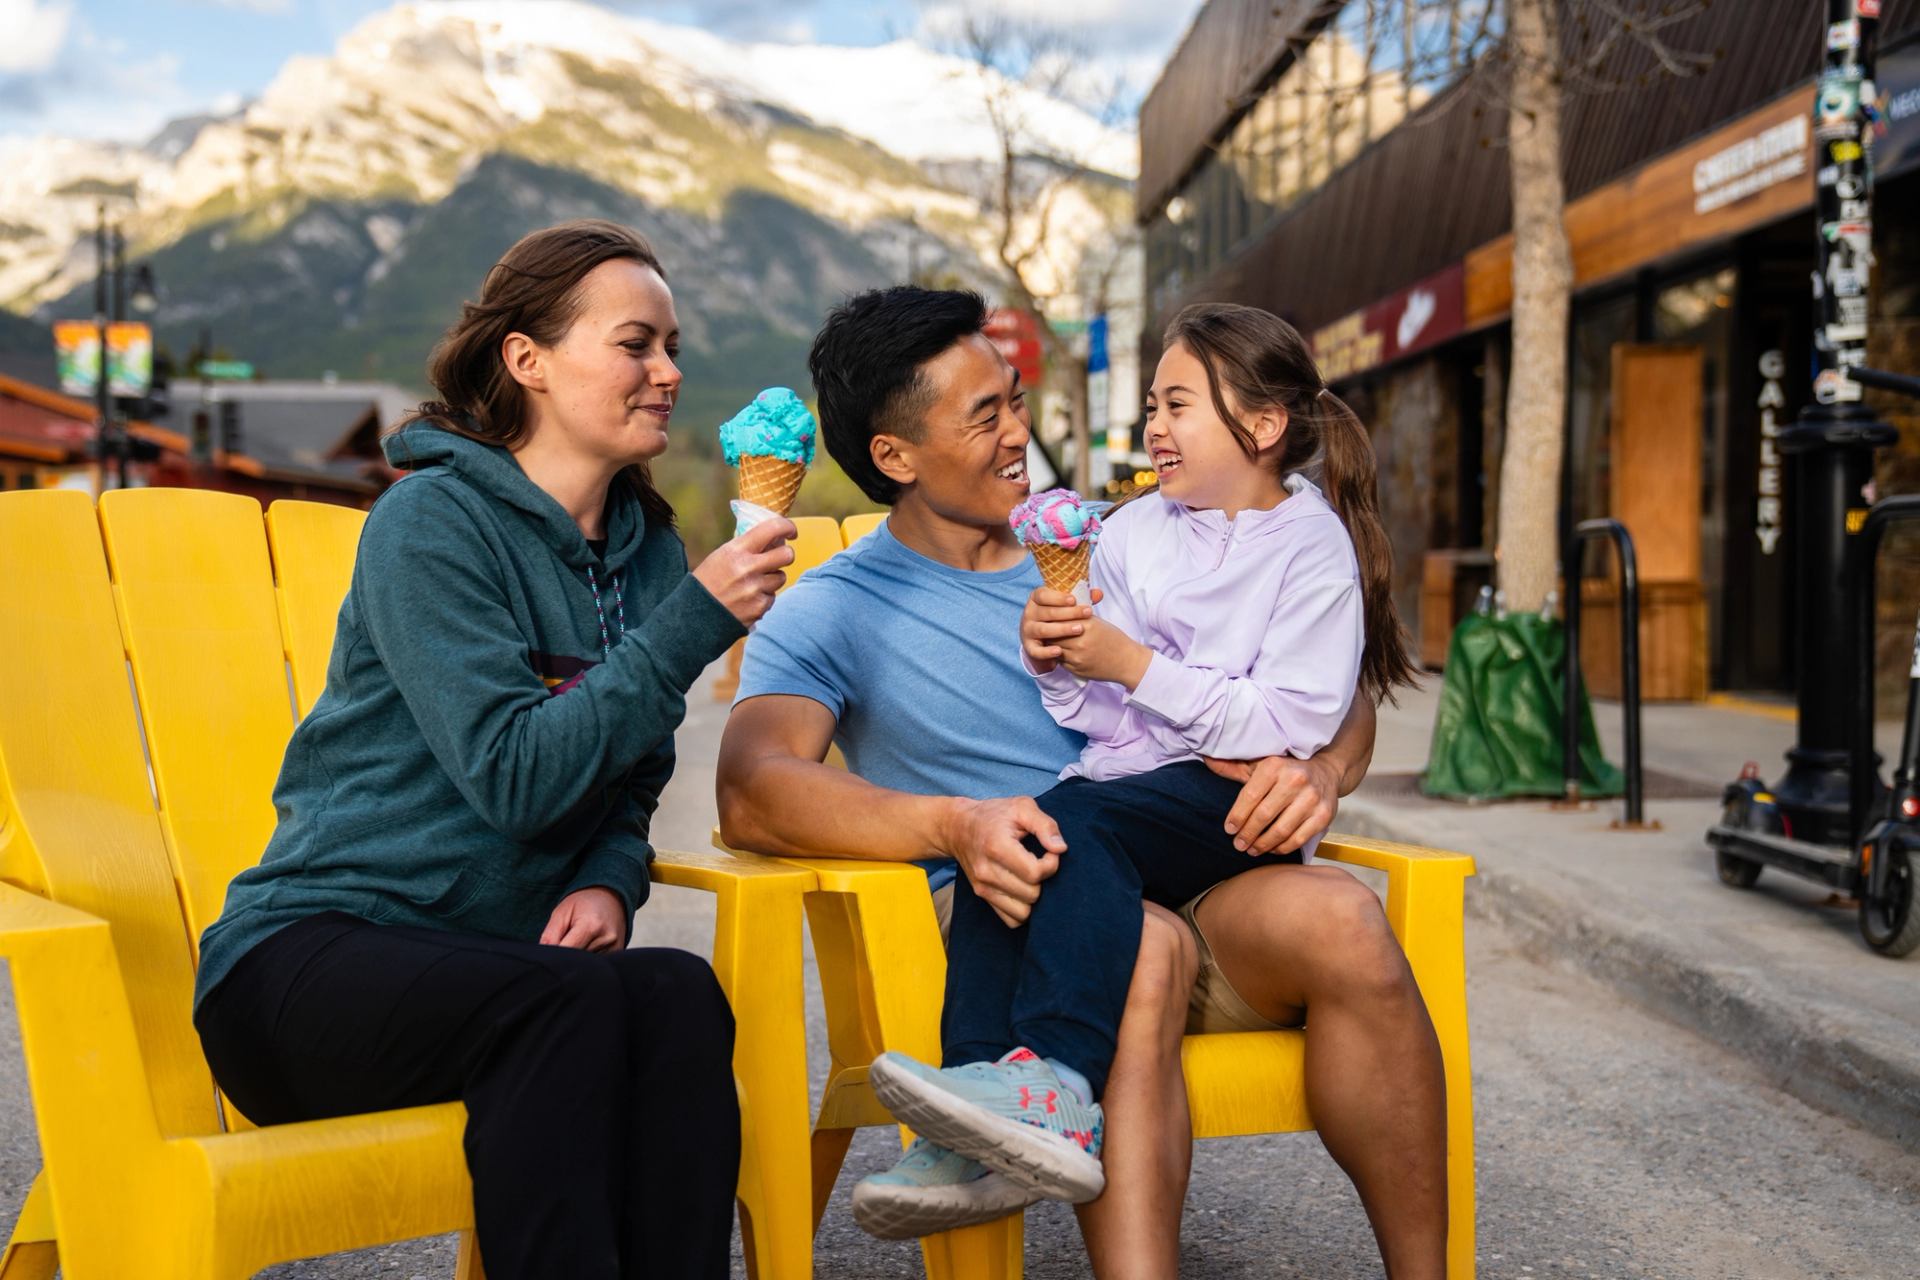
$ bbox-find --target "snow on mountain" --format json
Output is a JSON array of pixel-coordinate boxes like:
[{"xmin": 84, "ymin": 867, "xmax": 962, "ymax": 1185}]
[{"xmin": 0, "ymin": 0, "xmax": 1136, "ymax": 437}]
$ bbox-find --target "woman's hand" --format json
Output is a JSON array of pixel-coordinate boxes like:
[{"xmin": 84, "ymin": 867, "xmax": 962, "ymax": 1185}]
[
  {"xmin": 1203, "ymin": 753, "xmax": 1341, "ymax": 855},
  {"xmin": 541, "ymin": 887, "xmax": 630, "ymax": 952},
  {"xmin": 1053, "ymin": 595, "xmax": 1151, "ymax": 689},
  {"xmin": 1021, "ymin": 587, "xmax": 1092, "ymax": 674},
  {"xmin": 692, "ymin": 518, "xmax": 796, "ymax": 628}
]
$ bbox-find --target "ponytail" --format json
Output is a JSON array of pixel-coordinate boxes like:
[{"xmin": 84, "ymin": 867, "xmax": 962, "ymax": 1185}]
[
  {"xmin": 1163, "ymin": 303, "xmax": 1417, "ymax": 706},
  {"xmin": 1314, "ymin": 390, "xmax": 1417, "ymax": 705}
]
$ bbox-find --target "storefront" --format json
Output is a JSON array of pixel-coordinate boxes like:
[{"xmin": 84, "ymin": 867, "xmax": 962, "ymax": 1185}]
[{"xmin": 1139, "ymin": 0, "xmax": 1920, "ymax": 699}]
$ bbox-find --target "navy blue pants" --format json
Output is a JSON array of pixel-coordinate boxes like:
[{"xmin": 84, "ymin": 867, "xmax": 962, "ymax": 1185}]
[{"xmin": 940, "ymin": 760, "xmax": 1301, "ymax": 1097}]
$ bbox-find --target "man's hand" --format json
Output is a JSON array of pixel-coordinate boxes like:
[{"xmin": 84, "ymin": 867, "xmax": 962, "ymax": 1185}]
[
  {"xmin": 938, "ymin": 797, "xmax": 1065, "ymax": 928},
  {"xmin": 540, "ymin": 887, "xmax": 629, "ymax": 952},
  {"xmin": 1053, "ymin": 590, "xmax": 1151, "ymax": 688},
  {"xmin": 1203, "ymin": 753, "xmax": 1342, "ymax": 856}
]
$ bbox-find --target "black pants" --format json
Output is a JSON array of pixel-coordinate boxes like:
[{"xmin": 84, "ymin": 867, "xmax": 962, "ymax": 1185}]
[
  {"xmin": 195, "ymin": 912, "xmax": 739, "ymax": 1279},
  {"xmin": 942, "ymin": 760, "xmax": 1301, "ymax": 1097}
]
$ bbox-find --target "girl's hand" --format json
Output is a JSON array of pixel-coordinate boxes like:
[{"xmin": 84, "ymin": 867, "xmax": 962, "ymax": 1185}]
[
  {"xmin": 1020, "ymin": 587, "xmax": 1092, "ymax": 674},
  {"xmin": 1054, "ymin": 609, "xmax": 1152, "ymax": 689},
  {"xmin": 541, "ymin": 887, "xmax": 630, "ymax": 952}
]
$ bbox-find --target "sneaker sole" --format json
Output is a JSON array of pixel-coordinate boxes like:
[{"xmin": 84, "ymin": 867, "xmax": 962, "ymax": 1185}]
[
  {"xmin": 850, "ymin": 1172, "xmax": 1037, "ymax": 1240},
  {"xmin": 868, "ymin": 1057, "xmax": 1105, "ymax": 1204}
]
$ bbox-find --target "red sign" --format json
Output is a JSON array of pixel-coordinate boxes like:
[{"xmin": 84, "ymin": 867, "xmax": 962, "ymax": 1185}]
[
  {"xmin": 1310, "ymin": 265, "xmax": 1466, "ymax": 382},
  {"xmin": 984, "ymin": 308, "xmax": 1045, "ymax": 388}
]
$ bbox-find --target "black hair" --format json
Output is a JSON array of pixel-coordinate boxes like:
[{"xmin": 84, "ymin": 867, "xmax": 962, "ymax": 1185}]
[{"xmin": 807, "ymin": 286, "xmax": 989, "ymax": 505}]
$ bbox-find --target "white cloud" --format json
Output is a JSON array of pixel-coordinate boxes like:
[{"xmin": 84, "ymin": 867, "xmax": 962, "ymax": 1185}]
[
  {"xmin": 0, "ymin": 0, "xmax": 73, "ymax": 74},
  {"xmin": 913, "ymin": 0, "xmax": 1193, "ymax": 116}
]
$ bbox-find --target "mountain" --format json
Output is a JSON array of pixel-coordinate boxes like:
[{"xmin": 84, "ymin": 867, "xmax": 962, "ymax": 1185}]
[{"xmin": 0, "ymin": 0, "xmax": 1134, "ymax": 440}]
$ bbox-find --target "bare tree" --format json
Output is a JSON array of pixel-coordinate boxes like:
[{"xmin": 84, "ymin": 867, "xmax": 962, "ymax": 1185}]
[
  {"xmin": 936, "ymin": 11, "xmax": 1138, "ymax": 494},
  {"xmin": 1271, "ymin": 1, "xmax": 1710, "ymax": 609}
]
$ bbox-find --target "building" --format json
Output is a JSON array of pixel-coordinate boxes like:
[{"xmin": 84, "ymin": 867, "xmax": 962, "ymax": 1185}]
[
  {"xmin": 0, "ymin": 373, "xmax": 394, "ymax": 506},
  {"xmin": 1138, "ymin": 1, "xmax": 1920, "ymax": 699}
]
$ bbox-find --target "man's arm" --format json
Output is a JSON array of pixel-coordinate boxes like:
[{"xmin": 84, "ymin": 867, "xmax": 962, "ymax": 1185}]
[
  {"xmin": 1202, "ymin": 691, "xmax": 1378, "ymax": 856},
  {"xmin": 716, "ymin": 694, "xmax": 1065, "ymax": 925}
]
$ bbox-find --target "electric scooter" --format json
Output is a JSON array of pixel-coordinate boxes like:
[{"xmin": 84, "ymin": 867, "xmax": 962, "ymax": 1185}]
[{"xmin": 1708, "ymin": 366, "xmax": 1920, "ymax": 957}]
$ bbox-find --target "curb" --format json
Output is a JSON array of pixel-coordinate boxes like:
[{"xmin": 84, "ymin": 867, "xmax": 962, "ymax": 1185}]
[{"xmin": 1340, "ymin": 794, "xmax": 1920, "ymax": 1148}]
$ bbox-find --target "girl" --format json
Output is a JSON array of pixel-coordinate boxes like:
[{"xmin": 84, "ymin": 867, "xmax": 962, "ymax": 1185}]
[
  {"xmin": 192, "ymin": 220, "xmax": 796, "ymax": 1278},
  {"xmin": 868, "ymin": 301, "xmax": 1416, "ymax": 1210}
]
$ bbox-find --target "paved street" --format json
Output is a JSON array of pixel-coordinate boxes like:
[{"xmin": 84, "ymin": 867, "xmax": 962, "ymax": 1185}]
[{"xmin": 2, "ymin": 665, "xmax": 1918, "ymax": 1277}]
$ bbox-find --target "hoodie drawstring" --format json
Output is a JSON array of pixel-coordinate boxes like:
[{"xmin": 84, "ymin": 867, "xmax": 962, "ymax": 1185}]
[{"xmin": 585, "ymin": 565, "xmax": 626, "ymax": 661}]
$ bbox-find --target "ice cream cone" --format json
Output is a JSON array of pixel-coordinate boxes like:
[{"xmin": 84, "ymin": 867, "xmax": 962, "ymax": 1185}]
[
  {"xmin": 1031, "ymin": 542, "xmax": 1092, "ymax": 596},
  {"xmin": 739, "ymin": 453, "xmax": 808, "ymax": 516}
]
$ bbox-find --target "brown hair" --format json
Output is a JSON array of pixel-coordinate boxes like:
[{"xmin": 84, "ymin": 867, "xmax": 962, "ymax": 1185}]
[
  {"xmin": 398, "ymin": 219, "xmax": 675, "ymax": 529},
  {"xmin": 1162, "ymin": 302, "xmax": 1416, "ymax": 704}
]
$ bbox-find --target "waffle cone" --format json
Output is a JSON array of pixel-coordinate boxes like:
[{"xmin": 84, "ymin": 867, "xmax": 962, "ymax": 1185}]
[
  {"xmin": 738, "ymin": 454, "xmax": 808, "ymax": 515},
  {"xmin": 1031, "ymin": 543, "xmax": 1092, "ymax": 595}
]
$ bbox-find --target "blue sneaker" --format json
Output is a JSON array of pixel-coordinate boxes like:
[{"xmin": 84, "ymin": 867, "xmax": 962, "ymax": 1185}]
[
  {"xmin": 851, "ymin": 1138, "xmax": 1038, "ymax": 1239},
  {"xmin": 868, "ymin": 1047, "xmax": 1105, "ymax": 1203}
]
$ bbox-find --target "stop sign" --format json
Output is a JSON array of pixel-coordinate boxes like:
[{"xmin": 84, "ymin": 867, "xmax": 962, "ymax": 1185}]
[{"xmin": 984, "ymin": 308, "xmax": 1044, "ymax": 389}]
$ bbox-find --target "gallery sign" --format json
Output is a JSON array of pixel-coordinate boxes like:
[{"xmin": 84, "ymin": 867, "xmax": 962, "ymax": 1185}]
[{"xmin": 1311, "ymin": 264, "xmax": 1465, "ymax": 383}]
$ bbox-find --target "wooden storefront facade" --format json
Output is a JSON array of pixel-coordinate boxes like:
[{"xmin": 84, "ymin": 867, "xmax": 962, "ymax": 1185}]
[{"xmin": 1139, "ymin": 1, "xmax": 1920, "ymax": 698}]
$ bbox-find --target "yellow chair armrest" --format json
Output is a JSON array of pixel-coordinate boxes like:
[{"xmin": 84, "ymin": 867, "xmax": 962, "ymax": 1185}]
[
  {"xmin": 0, "ymin": 878, "xmax": 118, "ymax": 943},
  {"xmin": 651, "ymin": 845, "xmax": 815, "ymax": 894},
  {"xmin": 1316, "ymin": 832, "xmax": 1476, "ymax": 876},
  {"xmin": 0, "ymin": 880, "xmax": 169, "ymax": 1241},
  {"xmin": 184, "ymin": 1102, "xmax": 474, "ymax": 1258},
  {"xmin": 711, "ymin": 830, "xmax": 948, "ymax": 1065}
]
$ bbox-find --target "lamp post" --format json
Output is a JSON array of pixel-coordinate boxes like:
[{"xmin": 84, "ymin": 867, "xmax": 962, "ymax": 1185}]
[
  {"xmin": 90, "ymin": 203, "xmax": 159, "ymax": 493},
  {"xmin": 1773, "ymin": 0, "xmax": 1897, "ymax": 845}
]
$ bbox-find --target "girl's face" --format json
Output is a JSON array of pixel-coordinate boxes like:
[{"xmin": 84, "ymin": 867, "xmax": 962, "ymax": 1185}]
[
  {"xmin": 520, "ymin": 258, "xmax": 682, "ymax": 468},
  {"xmin": 1144, "ymin": 340, "xmax": 1286, "ymax": 514}
]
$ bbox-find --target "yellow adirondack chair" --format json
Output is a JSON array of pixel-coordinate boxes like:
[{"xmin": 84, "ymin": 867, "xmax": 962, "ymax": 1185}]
[
  {"xmin": 0, "ymin": 488, "xmax": 817, "ymax": 1278},
  {"xmin": 840, "ymin": 511, "xmax": 886, "ymax": 546},
  {"xmin": 736, "ymin": 516, "xmax": 1480, "ymax": 1280}
]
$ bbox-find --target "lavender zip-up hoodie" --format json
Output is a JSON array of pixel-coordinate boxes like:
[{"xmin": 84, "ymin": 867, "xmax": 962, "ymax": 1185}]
[{"xmin": 1028, "ymin": 475, "xmax": 1363, "ymax": 829}]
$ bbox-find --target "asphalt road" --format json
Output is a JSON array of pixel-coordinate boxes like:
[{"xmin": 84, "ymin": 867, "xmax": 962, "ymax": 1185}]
[{"xmin": 5, "ymin": 677, "xmax": 1917, "ymax": 1278}]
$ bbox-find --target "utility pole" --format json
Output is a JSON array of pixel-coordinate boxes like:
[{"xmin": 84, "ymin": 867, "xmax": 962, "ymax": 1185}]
[
  {"xmin": 92, "ymin": 204, "xmax": 112, "ymax": 496},
  {"xmin": 1774, "ymin": 0, "xmax": 1898, "ymax": 844}
]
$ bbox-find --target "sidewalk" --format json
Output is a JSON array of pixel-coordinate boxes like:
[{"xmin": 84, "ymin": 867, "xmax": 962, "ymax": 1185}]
[{"xmin": 1342, "ymin": 680, "xmax": 1920, "ymax": 1146}]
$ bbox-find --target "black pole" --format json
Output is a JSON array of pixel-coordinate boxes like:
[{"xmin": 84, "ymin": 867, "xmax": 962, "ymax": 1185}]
[
  {"xmin": 1563, "ymin": 533, "xmax": 1582, "ymax": 804},
  {"xmin": 1615, "ymin": 523, "xmax": 1644, "ymax": 826},
  {"xmin": 92, "ymin": 204, "xmax": 110, "ymax": 495},
  {"xmin": 1562, "ymin": 518, "xmax": 1646, "ymax": 826},
  {"xmin": 1775, "ymin": 0, "xmax": 1898, "ymax": 845},
  {"xmin": 110, "ymin": 226, "xmax": 130, "ymax": 490}
]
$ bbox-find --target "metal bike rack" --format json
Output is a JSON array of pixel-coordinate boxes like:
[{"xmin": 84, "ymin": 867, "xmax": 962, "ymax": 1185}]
[{"xmin": 1561, "ymin": 518, "xmax": 1649, "ymax": 828}]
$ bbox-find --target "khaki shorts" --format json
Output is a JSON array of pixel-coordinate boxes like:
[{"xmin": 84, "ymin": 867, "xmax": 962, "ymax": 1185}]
[{"xmin": 930, "ymin": 879, "xmax": 1296, "ymax": 1036}]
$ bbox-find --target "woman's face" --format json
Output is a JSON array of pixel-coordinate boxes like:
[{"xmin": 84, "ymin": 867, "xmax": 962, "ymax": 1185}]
[{"xmin": 528, "ymin": 258, "xmax": 682, "ymax": 467}]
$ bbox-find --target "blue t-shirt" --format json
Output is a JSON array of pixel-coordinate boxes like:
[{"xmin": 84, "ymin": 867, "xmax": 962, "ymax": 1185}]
[{"xmin": 735, "ymin": 519, "xmax": 1085, "ymax": 889}]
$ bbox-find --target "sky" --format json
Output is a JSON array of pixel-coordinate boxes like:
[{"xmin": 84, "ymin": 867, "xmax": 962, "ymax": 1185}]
[{"xmin": 0, "ymin": 0, "xmax": 1198, "ymax": 144}]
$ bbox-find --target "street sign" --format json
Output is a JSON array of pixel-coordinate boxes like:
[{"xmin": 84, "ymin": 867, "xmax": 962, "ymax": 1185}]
[
  {"xmin": 984, "ymin": 308, "xmax": 1044, "ymax": 389},
  {"xmin": 200, "ymin": 360, "xmax": 255, "ymax": 380}
]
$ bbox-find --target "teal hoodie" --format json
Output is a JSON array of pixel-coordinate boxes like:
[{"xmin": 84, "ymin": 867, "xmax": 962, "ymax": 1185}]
[{"xmin": 195, "ymin": 422, "xmax": 745, "ymax": 1008}]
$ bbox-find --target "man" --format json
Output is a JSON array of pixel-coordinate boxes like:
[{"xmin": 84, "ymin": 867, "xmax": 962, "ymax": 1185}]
[{"xmin": 716, "ymin": 287, "xmax": 1447, "ymax": 1278}]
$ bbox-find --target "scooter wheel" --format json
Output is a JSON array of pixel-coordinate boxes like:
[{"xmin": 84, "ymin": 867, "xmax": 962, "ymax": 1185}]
[
  {"xmin": 1860, "ymin": 841, "xmax": 1920, "ymax": 958},
  {"xmin": 1716, "ymin": 849, "xmax": 1764, "ymax": 889}
]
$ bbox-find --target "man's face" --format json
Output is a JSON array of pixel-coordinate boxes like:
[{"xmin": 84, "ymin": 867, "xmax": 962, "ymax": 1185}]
[{"xmin": 887, "ymin": 332, "xmax": 1033, "ymax": 529}]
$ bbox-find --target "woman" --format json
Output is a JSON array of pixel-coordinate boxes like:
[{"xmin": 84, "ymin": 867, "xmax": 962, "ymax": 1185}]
[{"xmin": 192, "ymin": 219, "xmax": 795, "ymax": 1278}]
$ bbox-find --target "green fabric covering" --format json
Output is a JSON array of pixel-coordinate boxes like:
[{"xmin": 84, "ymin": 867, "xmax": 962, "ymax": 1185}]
[{"xmin": 1421, "ymin": 613, "xmax": 1623, "ymax": 801}]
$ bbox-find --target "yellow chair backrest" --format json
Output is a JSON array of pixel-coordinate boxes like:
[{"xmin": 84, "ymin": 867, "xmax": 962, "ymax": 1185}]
[
  {"xmin": 99, "ymin": 489, "xmax": 297, "ymax": 957},
  {"xmin": 840, "ymin": 512, "xmax": 885, "ymax": 546},
  {"xmin": 786, "ymin": 516, "xmax": 842, "ymax": 585},
  {"xmin": 267, "ymin": 501, "xmax": 366, "ymax": 716},
  {"xmin": 0, "ymin": 490, "xmax": 221, "ymax": 1138}
]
